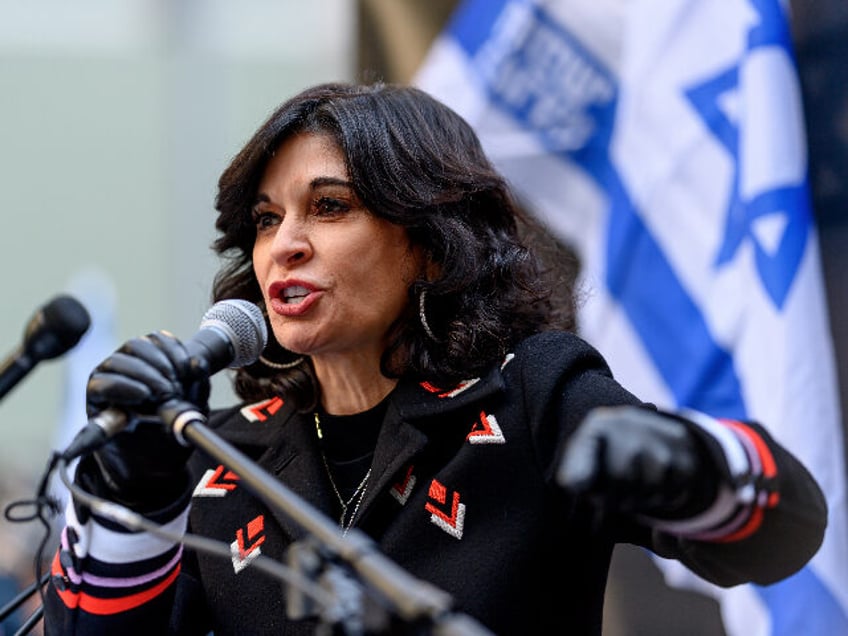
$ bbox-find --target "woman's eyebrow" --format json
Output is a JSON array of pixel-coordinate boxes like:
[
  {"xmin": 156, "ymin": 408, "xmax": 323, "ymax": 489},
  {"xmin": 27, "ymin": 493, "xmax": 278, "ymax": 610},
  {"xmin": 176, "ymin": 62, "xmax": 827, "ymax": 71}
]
[
  {"xmin": 311, "ymin": 176, "xmax": 353, "ymax": 189},
  {"xmin": 252, "ymin": 178, "xmax": 353, "ymax": 206}
]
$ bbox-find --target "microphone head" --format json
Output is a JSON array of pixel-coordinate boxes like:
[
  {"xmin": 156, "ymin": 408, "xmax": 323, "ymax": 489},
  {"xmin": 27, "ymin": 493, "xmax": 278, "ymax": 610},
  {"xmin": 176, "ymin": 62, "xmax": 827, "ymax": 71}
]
[
  {"xmin": 24, "ymin": 294, "xmax": 92, "ymax": 362},
  {"xmin": 200, "ymin": 299, "xmax": 268, "ymax": 368}
]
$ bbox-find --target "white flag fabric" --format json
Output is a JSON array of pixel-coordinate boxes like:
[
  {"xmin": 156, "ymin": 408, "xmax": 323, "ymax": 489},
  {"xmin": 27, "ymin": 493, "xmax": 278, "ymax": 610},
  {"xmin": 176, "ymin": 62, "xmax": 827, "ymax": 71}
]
[{"xmin": 415, "ymin": 1, "xmax": 848, "ymax": 634}]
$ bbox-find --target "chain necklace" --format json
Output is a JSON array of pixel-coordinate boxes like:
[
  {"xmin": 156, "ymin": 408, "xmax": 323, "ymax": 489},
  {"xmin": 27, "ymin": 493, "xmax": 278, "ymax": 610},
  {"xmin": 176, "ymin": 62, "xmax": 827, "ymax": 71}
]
[{"xmin": 314, "ymin": 412, "xmax": 372, "ymax": 534}]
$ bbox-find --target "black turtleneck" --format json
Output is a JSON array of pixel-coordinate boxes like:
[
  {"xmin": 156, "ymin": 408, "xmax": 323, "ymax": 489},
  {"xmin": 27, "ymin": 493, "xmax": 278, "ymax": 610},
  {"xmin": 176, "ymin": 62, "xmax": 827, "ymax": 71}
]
[{"xmin": 316, "ymin": 398, "xmax": 388, "ymax": 501}]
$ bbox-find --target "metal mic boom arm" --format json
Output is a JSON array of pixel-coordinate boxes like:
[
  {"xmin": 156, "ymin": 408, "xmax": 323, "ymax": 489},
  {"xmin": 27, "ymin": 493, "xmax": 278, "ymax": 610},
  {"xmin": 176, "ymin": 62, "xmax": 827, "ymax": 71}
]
[{"xmin": 168, "ymin": 409, "xmax": 493, "ymax": 635}]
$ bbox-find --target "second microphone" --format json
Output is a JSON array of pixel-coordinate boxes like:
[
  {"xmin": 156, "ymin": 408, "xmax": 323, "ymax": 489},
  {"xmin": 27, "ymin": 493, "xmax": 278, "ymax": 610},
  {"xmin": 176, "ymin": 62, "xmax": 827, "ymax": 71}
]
[{"xmin": 61, "ymin": 299, "xmax": 268, "ymax": 461}]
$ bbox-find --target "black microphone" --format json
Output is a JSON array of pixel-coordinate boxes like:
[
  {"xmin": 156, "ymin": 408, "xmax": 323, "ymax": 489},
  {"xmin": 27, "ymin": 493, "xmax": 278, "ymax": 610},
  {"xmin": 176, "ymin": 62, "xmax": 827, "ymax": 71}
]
[
  {"xmin": 61, "ymin": 299, "xmax": 268, "ymax": 460},
  {"xmin": 0, "ymin": 295, "xmax": 91, "ymax": 400}
]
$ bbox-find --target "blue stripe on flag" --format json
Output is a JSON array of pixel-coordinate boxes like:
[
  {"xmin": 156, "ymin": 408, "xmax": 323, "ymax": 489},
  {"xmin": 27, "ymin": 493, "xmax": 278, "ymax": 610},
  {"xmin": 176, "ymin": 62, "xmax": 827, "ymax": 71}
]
[
  {"xmin": 603, "ymin": 173, "xmax": 746, "ymax": 418},
  {"xmin": 448, "ymin": 0, "xmax": 512, "ymax": 52},
  {"xmin": 444, "ymin": 0, "xmax": 848, "ymax": 632},
  {"xmin": 761, "ymin": 568, "xmax": 848, "ymax": 635}
]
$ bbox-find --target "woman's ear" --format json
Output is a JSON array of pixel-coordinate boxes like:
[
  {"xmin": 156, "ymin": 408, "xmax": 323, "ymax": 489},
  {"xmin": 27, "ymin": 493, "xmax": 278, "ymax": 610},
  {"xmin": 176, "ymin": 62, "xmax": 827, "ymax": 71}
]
[
  {"xmin": 423, "ymin": 252, "xmax": 442, "ymax": 282},
  {"xmin": 407, "ymin": 244, "xmax": 440, "ymax": 285}
]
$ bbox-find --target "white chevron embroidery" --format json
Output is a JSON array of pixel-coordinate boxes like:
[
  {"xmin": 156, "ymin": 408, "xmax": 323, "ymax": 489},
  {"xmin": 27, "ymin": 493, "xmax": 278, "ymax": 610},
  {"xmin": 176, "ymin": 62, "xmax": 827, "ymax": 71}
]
[
  {"xmin": 390, "ymin": 472, "xmax": 417, "ymax": 505},
  {"xmin": 230, "ymin": 539, "xmax": 261, "ymax": 574},
  {"xmin": 442, "ymin": 378, "xmax": 480, "ymax": 398},
  {"xmin": 193, "ymin": 466, "xmax": 239, "ymax": 497},
  {"xmin": 430, "ymin": 502, "xmax": 466, "ymax": 540},
  {"xmin": 467, "ymin": 412, "xmax": 506, "ymax": 445},
  {"xmin": 239, "ymin": 396, "xmax": 284, "ymax": 422}
]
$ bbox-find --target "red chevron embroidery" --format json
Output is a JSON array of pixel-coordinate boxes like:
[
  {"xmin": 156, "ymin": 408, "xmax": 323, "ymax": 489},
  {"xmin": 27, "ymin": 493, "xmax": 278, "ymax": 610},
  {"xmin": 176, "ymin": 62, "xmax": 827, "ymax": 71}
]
[
  {"xmin": 240, "ymin": 396, "xmax": 284, "ymax": 422},
  {"xmin": 419, "ymin": 378, "xmax": 479, "ymax": 398},
  {"xmin": 390, "ymin": 465, "xmax": 417, "ymax": 505},
  {"xmin": 467, "ymin": 411, "xmax": 506, "ymax": 445},
  {"xmin": 425, "ymin": 479, "xmax": 465, "ymax": 539},
  {"xmin": 420, "ymin": 381, "xmax": 446, "ymax": 394},
  {"xmin": 193, "ymin": 465, "xmax": 241, "ymax": 497},
  {"xmin": 231, "ymin": 515, "xmax": 265, "ymax": 573}
]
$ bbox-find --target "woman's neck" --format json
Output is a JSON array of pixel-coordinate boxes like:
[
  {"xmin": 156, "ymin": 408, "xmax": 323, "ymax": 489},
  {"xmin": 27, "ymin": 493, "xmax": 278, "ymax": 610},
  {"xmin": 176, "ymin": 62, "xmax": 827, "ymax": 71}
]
[{"xmin": 312, "ymin": 355, "xmax": 398, "ymax": 415}]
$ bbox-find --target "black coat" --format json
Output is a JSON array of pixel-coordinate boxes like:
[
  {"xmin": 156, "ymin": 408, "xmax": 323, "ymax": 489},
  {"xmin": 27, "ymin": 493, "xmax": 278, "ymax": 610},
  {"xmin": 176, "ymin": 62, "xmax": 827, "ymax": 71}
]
[{"xmin": 45, "ymin": 331, "xmax": 827, "ymax": 635}]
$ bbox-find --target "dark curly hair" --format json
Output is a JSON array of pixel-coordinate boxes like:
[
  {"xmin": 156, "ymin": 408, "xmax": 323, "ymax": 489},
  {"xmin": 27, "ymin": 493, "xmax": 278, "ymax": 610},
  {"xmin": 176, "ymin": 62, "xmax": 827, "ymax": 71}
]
[{"xmin": 210, "ymin": 82, "xmax": 577, "ymax": 409}]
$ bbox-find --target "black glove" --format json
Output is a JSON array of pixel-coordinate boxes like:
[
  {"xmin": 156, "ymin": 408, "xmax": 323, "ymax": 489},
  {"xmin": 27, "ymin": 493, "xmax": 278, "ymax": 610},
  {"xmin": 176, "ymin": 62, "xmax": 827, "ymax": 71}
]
[
  {"xmin": 76, "ymin": 331, "xmax": 211, "ymax": 513},
  {"xmin": 556, "ymin": 406, "xmax": 720, "ymax": 521}
]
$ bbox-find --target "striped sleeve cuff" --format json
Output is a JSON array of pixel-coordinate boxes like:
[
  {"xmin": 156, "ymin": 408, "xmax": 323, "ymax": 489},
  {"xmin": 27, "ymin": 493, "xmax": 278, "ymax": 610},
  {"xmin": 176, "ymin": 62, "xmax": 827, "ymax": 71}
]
[
  {"xmin": 51, "ymin": 498, "xmax": 190, "ymax": 615},
  {"xmin": 648, "ymin": 409, "xmax": 779, "ymax": 542}
]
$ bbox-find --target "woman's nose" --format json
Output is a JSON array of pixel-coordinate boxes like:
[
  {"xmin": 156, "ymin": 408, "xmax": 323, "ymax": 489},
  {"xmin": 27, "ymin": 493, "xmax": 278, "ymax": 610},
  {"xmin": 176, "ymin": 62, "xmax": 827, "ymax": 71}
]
[{"xmin": 269, "ymin": 216, "xmax": 311, "ymax": 265}]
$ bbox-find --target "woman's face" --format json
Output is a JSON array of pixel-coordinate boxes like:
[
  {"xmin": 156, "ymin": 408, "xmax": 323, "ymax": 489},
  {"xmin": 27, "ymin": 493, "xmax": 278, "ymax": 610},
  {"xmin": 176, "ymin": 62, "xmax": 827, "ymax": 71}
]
[{"xmin": 252, "ymin": 132, "xmax": 421, "ymax": 366}]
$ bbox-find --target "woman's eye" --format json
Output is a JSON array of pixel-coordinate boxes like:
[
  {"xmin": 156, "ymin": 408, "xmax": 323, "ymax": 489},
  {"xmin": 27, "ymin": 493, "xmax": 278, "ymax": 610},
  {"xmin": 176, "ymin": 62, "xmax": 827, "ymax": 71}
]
[
  {"xmin": 252, "ymin": 210, "xmax": 280, "ymax": 230},
  {"xmin": 314, "ymin": 196, "xmax": 350, "ymax": 216}
]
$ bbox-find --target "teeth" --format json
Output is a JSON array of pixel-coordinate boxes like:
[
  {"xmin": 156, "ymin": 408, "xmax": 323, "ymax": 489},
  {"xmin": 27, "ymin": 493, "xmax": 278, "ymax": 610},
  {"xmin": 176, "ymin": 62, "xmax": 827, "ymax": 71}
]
[
  {"xmin": 282, "ymin": 286, "xmax": 310, "ymax": 304},
  {"xmin": 283, "ymin": 286, "xmax": 309, "ymax": 298}
]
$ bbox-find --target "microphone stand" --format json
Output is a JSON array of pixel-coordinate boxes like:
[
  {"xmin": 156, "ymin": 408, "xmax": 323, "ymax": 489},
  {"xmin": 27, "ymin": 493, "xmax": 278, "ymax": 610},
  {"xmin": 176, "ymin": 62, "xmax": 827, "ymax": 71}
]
[
  {"xmin": 169, "ymin": 411, "xmax": 492, "ymax": 635},
  {"xmin": 14, "ymin": 605, "xmax": 43, "ymax": 636},
  {"xmin": 0, "ymin": 572, "xmax": 47, "ymax": 634},
  {"xmin": 0, "ymin": 573, "xmax": 47, "ymax": 622}
]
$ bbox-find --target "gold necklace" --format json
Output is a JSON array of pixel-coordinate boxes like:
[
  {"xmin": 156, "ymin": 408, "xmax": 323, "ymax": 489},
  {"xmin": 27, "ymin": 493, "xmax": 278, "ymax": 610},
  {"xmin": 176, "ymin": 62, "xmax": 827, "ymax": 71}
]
[{"xmin": 314, "ymin": 412, "xmax": 372, "ymax": 534}]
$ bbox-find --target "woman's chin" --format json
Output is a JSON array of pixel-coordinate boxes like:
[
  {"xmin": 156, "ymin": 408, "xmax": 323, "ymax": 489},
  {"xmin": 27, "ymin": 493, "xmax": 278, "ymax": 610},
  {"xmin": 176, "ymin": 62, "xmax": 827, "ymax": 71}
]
[{"xmin": 274, "ymin": 335, "xmax": 318, "ymax": 357}]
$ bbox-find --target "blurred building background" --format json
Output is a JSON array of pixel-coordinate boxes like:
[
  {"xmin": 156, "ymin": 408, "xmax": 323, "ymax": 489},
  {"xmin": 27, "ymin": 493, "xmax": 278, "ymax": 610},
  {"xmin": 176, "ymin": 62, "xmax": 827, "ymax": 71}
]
[
  {"xmin": 0, "ymin": 1, "xmax": 844, "ymax": 634},
  {"xmin": 0, "ymin": 0, "xmax": 356, "ymax": 457}
]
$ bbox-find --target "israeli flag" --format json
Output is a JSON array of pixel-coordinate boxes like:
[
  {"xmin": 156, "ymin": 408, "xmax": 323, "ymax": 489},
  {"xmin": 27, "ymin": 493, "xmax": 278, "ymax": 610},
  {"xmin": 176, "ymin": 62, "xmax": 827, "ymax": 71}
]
[{"xmin": 415, "ymin": 1, "xmax": 848, "ymax": 634}]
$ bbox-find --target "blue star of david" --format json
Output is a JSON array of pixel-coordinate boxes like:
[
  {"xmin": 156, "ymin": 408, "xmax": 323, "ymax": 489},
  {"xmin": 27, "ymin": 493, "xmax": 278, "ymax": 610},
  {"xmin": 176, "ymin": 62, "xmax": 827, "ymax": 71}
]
[{"xmin": 684, "ymin": 0, "xmax": 811, "ymax": 310}]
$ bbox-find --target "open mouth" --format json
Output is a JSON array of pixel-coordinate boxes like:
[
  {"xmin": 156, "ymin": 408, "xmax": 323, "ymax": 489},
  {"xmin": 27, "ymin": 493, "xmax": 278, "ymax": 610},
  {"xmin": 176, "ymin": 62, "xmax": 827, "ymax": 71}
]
[{"xmin": 282, "ymin": 285, "xmax": 311, "ymax": 305}]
